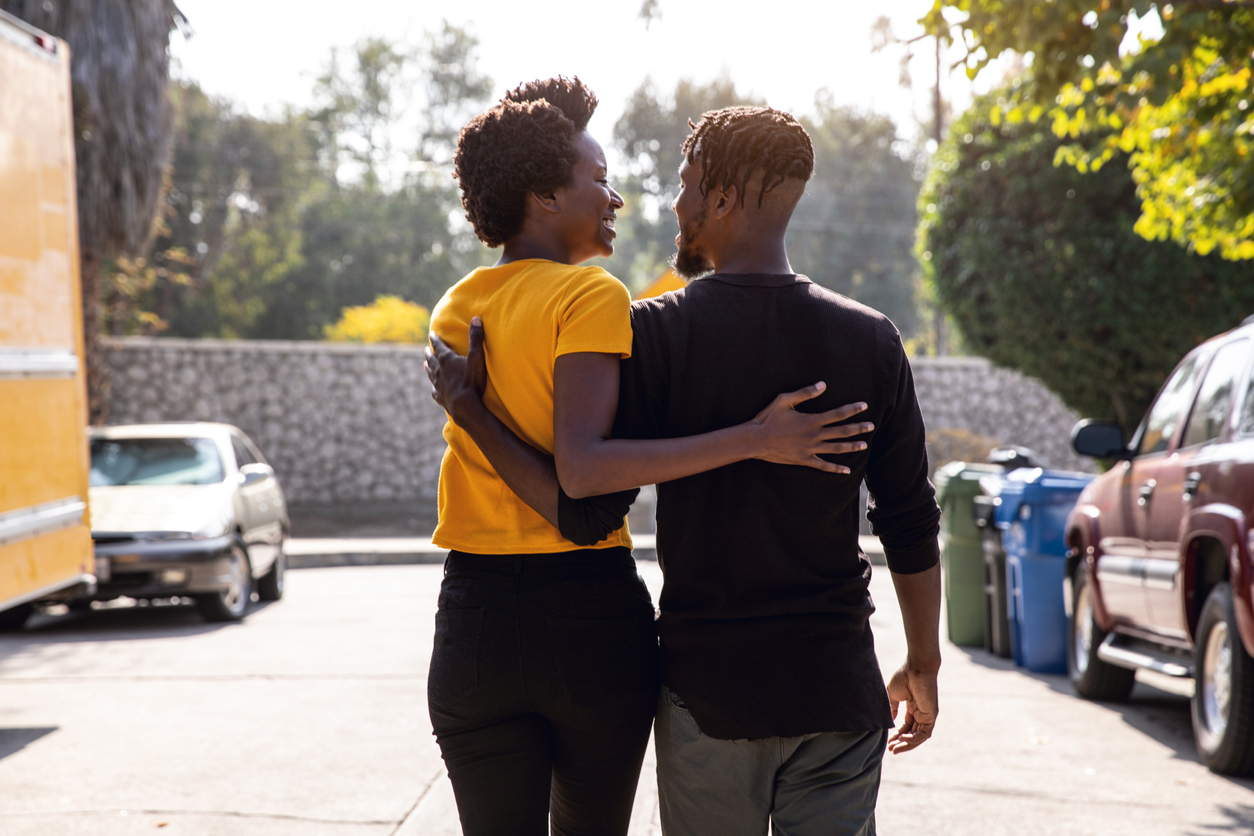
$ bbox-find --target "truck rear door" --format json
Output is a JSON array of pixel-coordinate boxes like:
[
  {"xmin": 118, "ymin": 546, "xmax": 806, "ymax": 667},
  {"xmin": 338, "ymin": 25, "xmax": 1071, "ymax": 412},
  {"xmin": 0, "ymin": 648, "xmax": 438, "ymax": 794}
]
[{"xmin": 0, "ymin": 12, "xmax": 94, "ymax": 613}]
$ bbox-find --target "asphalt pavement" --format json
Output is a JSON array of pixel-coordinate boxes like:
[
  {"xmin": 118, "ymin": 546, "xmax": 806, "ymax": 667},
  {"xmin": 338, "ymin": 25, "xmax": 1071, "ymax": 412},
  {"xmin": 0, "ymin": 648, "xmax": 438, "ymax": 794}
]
[{"xmin": 0, "ymin": 557, "xmax": 1251, "ymax": 835}]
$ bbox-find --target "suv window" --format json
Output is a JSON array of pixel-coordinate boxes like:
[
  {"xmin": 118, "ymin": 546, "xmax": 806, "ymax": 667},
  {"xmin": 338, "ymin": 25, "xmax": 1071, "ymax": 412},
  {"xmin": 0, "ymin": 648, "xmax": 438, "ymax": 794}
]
[
  {"xmin": 1182, "ymin": 340, "xmax": 1250, "ymax": 447},
  {"xmin": 231, "ymin": 436, "xmax": 257, "ymax": 468},
  {"xmin": 1240, "ymin": 351, "xmax": 1254, "ymax": 437},
  {"xmin": 1139, "ymin": 354, "xmax": 1206, "ymax": 455}
]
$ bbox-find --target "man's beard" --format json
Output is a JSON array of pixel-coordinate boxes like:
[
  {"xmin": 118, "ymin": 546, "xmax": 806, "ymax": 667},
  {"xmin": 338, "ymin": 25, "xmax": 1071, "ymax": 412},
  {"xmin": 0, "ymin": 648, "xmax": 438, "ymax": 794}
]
[{"xmin": 670, "ymin": 207, "xmax": 713, "ymax": 279}]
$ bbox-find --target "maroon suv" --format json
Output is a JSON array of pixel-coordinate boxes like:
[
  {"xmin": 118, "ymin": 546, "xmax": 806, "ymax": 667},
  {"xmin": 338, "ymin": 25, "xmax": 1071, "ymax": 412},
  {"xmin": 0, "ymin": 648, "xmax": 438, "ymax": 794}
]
[{"xmin": 1065, "ymin": 315, "xmax": 1254, "ymax": 775}]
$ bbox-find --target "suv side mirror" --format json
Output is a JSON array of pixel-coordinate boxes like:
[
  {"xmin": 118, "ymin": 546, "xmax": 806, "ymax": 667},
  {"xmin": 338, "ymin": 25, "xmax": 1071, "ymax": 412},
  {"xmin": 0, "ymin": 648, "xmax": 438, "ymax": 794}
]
[
  {"xmin": 238, "ymin": 462, "xmax": 275, "ymax": 487},
  {"xmin": 1071, "ymin": 420, "xmax": 1129, "ymax": 459}
]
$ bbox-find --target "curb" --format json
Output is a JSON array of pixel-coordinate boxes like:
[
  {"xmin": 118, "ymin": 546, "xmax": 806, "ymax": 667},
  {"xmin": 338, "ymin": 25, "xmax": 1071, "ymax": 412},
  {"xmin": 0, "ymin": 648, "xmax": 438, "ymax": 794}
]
[{"xmin": 285, "ymin": 536, "xmax": 885, "ymax": 569}]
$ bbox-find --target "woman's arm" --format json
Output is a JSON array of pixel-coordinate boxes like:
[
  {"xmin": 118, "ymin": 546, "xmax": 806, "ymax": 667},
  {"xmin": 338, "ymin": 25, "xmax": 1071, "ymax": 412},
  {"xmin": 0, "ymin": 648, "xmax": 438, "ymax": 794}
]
[{"xmin": 553, "ymin": 352, "xmax": 872, "ymax": 498}]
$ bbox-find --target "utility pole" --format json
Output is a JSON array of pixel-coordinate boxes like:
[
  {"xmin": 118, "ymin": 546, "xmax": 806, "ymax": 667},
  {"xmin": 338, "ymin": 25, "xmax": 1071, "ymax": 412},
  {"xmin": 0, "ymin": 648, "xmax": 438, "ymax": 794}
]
[
  {"xmin": 933, "ymin": 34, "xmax": 947, "ymax": 356},
  {"xmin": 871, "ymin": 16, "xmax": 950, "ymax": 355}
]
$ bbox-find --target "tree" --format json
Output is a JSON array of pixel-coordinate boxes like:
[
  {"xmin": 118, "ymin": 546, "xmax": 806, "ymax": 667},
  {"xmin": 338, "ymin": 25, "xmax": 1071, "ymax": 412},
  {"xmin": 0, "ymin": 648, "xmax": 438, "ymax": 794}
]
[
  {"xmin": 790, "ymin": 95, "xmax": 923, "ymax": 339},
  {"xmin": 2, "ymin": 0, "xmax": 184, "ymax": 421},
  {"xmin": 918, "ymin": 85, "xmax": 1254, "ymax": 432},
  {"xmin": 417, "ymin": 23, "xmax": 493, "ymax": 166},
  {"xmin": 111, "ymin": 25, "xmax": 493, "ymax": 341},
  {"xmin": 922, "ymin": 0, "xmax": 1254, "ymax": 260},
  {"xmin": 101, "ymin": 81, "xmax": 315, "ymax": 339},
  {"xmin": 282, "ymin": 28, "xmax": 491, "ymax": 338},
  {"xmin": 310, "ymin": 37, "xmax": 410, "ymax": 192},
  {"xmin": 323, "ymin": 295, "xmax": 430, "ymax": 343}
]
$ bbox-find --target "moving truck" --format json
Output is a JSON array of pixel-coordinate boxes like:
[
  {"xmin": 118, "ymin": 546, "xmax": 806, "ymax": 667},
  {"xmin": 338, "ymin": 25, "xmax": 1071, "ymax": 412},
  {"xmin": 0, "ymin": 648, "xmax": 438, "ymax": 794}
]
[{"xmin": 0, "ymin": 10, "xmax": 95, "ymax": 629}]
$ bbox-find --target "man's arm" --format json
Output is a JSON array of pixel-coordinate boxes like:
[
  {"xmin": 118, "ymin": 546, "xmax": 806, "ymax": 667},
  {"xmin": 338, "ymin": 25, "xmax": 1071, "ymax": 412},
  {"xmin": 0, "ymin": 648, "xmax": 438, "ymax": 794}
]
[
  {"xmin": 886, "ymin": 563, "xmax": 941, "ymax": 753},
  {"xmin": 863, "ymin": 329, "xmax": 943, "ymax": 753}
]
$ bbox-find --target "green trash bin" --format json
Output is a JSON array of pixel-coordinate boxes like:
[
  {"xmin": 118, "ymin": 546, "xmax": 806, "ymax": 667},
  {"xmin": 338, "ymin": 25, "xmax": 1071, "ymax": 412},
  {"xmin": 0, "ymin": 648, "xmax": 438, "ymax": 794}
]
[{"xmin": 934, "ymin": 461, "xmax": 1004, "ymax": 647}]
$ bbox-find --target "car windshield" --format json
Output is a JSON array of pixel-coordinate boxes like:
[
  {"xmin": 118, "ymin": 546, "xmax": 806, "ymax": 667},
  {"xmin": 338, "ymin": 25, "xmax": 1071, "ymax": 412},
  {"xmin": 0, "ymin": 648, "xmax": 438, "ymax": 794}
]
[{"xmin": 90, "ymin": 438, "xmax": 225, "ymax": 487}]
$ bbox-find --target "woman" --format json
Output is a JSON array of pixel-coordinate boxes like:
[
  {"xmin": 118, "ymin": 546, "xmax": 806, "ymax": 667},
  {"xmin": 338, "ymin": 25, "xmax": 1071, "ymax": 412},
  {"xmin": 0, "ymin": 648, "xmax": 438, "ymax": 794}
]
[{"xmin": 426, "ymin": 76, "xmax": 865, "ymax": 836}]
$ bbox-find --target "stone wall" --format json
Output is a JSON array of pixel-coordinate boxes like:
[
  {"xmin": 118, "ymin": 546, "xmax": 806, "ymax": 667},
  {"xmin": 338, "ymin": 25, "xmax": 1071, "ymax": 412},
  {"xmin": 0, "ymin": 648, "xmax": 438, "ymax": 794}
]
[
  {"xmin": 102, "ymin": 339, "xmax": 1089, "ymax": 521},
  {"xmin": 912, "ymin": 356, "xmax": 1089, "ymax": 473},
  {"xmin": 102, "ymin": 338, "xmax": 448, "ymax": 516}
]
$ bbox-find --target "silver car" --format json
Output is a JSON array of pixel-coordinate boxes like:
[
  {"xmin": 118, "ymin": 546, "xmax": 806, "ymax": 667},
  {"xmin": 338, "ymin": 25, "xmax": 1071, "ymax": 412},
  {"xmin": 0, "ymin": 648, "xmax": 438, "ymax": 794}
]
[{"xmin": 87, "ymin": 423, "xmax": 288, "ymax": 622}]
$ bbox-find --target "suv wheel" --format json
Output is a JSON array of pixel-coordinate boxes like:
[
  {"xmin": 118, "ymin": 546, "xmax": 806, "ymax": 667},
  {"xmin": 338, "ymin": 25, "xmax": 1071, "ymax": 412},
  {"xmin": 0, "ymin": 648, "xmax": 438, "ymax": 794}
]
[
  {"xmin": 1067, "ymin": 569, "xmax": 1135, "ymax": 701},
  {"xmin": 195, "ymin": 542, "xmax": 253, "ymax": 623},
  {"xmin": 1192, "ymin": 582, "xmax": 1254, "ymax": 775},
  {"xmin": 257, "ymin": 540, "xmax": 286, "ymax": 602}
]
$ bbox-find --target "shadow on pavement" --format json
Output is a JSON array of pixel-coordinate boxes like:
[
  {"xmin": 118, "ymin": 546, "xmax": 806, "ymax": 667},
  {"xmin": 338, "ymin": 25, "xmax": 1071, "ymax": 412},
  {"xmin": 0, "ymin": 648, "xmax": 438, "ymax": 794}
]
[
  {"xmin": 0, "ymin": 727, "xmax": 57, "ymax": 762},
  {"xmin": 954, "ymin": 644, "xmax": 1254, "ymax": 799},
  {"xmin": 0, "ymin": 600, "xmax": 277, "ymax": 669},
  {"xmin": 1188, "ymin": 803, "xmax": 1254, "ymax": 835}
]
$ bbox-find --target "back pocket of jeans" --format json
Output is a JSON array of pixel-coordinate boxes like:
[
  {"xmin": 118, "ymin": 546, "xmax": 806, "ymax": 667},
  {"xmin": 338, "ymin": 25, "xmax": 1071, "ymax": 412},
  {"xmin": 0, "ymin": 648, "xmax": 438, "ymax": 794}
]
[
  {"xmin": 547, "ymin": 615, "xmax": 645, "ymax": 708},
  {"xmin": 428, "ymin": 608, "xmax": 484, "ymax": 706}
]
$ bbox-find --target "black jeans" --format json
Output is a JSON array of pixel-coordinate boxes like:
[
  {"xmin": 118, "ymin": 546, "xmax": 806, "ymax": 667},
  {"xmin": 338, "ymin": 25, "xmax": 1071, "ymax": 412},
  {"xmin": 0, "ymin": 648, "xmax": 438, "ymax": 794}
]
[{"xmin": 428, "ymin": 547, "xmax": 658, "ymax": 836}]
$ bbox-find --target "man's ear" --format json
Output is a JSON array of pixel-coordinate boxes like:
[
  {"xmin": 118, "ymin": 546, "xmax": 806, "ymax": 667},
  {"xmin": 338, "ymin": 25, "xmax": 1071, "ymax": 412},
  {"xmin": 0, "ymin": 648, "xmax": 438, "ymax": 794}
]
[
  {"xmin": 529, "ymin": 190, "xmax": 561, "ymax": 215},
  {"xmin": 712, "ymin": 184, "xmax": 738, "ymax": 220}
]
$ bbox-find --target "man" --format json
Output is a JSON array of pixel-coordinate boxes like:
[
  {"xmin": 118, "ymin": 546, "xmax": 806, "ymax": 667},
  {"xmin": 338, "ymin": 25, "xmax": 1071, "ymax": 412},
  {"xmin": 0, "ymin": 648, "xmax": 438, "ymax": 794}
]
[{"xmin": 428, "ymin": 105, "xmax": 941, "ymax": 835}]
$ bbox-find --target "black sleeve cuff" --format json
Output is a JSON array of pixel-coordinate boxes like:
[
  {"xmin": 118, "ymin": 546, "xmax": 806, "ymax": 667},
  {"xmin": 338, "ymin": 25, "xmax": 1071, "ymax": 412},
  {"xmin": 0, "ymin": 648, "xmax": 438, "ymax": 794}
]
[
  {"xmin": 557, "ymin": 486, "xmax": 640, "ymax": 547},
  {"xmin": 883, "ymin": 540, "xmax": 940, "ymax": 575}
]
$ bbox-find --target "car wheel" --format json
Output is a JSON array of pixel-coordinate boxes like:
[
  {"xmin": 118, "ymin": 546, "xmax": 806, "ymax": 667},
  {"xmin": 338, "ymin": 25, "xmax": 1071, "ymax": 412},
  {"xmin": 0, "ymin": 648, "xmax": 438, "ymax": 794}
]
[
  {"xmin": 0, "ymin": 604, "xmax": 33, "ymax": 632},
  {"xmin": 257, "ymin": 540, "xmax": 286, "ymax": 602},
  {"xmin": 1067, "ymin": 569, "xmax": 1135, "ymax": 701},
  {"xmin": 1192, "ymin": 582, "xmax": 1254, "ymax": 775},
  {"xmin": 194, "ymin": 542, "xmax": 253, "ymax": 623}
]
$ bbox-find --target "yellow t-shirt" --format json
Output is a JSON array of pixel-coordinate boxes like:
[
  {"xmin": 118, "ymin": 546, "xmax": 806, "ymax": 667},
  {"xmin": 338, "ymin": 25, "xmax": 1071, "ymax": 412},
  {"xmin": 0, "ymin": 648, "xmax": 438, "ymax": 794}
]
[{"xmin": 429, "ymin": 259, "xmax": 634, "ymax": 554}]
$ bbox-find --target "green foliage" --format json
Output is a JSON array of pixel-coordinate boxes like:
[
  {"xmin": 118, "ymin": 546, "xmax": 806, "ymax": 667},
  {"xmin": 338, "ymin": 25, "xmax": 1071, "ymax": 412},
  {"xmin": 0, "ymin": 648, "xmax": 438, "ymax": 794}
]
[
  {"xmin": 607, "ymin": 78, "xmax": 924, "ymax": 337},
  {"xmin": 923, "ymin": 0, "xmax": 1254, "ymax": 259},
  {"xmin": 106, "ymin": 24, "xmax": 493, "ymax": 340},
  {"xmin": 267, "ymin": 181, "xmax": 473, "ymax": 339},
  {"xmin": 791, "ymin": 93, "xmax": 923, "ymax": 338},
  {"xmin": 324, "ymin": 295, "xmax": 430, "ymax": 343},
  {"xmin": 918, "ymin": 86, "xmax": 1254, "ymax": 432},
  {"xmin": 102, "ymin": 80, "xmax": 314, "ymax": 337}
]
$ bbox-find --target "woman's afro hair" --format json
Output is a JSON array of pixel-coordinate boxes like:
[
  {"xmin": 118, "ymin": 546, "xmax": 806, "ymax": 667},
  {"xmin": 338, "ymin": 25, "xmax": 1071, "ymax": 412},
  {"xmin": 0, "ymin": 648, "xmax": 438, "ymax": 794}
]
[
  {"xmin": 454, "ymin": 76, "xmax": 599, "ymax": 247},
  {"xmin": 682, "ymin": 106, "xmax": 814, "ymax": 208}
]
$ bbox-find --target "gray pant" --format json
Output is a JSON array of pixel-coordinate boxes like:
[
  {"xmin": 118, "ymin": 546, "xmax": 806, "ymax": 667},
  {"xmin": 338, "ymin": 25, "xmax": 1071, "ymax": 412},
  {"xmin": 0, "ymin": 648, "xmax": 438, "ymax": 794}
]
[{"xmin": 655, "ymin": 687, "xmax": 887, "ymax": 836}]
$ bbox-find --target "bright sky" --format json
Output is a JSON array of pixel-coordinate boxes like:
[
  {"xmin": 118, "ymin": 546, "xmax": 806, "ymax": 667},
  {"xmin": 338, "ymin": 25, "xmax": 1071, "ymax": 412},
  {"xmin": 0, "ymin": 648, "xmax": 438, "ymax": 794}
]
[{"xmin": 171, "ymin": 0, "xmax": 1000, "ymax": 159}]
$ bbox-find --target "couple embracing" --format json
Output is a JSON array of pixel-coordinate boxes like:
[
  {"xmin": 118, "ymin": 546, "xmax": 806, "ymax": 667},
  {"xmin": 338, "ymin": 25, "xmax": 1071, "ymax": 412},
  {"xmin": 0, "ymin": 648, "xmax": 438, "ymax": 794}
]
[{"xmin": 422, "ymin": 76, "xmax": 942, "ymax": 836}]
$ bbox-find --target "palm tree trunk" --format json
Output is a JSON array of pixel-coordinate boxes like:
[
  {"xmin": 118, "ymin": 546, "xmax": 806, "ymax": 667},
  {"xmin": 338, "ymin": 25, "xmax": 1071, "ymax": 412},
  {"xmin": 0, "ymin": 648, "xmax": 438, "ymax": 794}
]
[{"xmin": 80, "ymin": 253, "xmax": 109, "ymax": 424}]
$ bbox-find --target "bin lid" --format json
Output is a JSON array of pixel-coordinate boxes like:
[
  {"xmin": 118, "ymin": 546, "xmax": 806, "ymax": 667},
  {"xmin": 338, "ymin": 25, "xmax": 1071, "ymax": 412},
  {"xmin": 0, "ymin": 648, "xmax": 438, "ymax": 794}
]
[
  {"xmin": 933, "ymin": 461, "xmax": 1002, "ymax": 504},
  {"xmin": 992, "ymin": 467, "xmax": 1095, "ymax": 527}
]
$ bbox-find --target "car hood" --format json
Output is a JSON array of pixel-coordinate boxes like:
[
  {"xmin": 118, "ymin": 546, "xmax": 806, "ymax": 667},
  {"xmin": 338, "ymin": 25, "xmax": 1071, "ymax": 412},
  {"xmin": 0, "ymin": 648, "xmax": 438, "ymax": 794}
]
[{"xmin": 88, "ymin": 483, "xmax": 234, "ymax": 538}]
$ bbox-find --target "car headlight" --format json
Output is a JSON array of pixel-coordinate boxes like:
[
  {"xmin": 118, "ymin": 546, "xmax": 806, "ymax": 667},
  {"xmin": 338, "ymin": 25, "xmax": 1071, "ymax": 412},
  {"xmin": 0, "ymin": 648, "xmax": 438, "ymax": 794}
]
[{"xmin": 191, "ymin": 520, "xmax": 228, "ymax": 540}]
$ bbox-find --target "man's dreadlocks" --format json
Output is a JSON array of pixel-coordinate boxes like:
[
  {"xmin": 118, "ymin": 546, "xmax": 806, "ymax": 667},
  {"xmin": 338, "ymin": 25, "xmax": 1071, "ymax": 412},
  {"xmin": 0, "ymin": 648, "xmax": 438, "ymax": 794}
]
[{"xmin": 681, "ymin": 106, "xmax": 814, "ymax": 207}]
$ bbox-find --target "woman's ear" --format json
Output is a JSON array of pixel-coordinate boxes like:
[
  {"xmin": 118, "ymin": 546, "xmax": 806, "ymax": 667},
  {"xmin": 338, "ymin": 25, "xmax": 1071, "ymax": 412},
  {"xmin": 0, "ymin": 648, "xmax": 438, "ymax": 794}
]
[{"xmin": 529, "ymin": 190, "xmax": 562, "ymax": 215}]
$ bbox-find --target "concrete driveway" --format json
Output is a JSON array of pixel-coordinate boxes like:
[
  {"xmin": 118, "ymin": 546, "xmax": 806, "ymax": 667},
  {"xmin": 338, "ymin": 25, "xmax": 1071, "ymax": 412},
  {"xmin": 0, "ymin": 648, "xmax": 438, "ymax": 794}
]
[{"xmin": 0, "ymin": 561, "xmax": 1250, "ymax": 835}]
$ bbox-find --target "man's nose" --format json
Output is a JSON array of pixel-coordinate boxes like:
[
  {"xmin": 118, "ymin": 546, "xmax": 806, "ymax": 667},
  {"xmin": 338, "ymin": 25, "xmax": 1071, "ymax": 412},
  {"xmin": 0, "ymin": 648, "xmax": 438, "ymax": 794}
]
[{"xmin": 610, "ymin": 187, "xmax": 624, "ymax": 209}]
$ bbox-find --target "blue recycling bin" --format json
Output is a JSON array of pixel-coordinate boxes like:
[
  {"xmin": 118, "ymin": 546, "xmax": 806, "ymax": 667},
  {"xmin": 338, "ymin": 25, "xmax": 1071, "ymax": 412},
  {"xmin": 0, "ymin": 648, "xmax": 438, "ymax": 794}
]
[{"xmin": 994, "ymin": 468, "xmax": 1095, "ymax": 673}]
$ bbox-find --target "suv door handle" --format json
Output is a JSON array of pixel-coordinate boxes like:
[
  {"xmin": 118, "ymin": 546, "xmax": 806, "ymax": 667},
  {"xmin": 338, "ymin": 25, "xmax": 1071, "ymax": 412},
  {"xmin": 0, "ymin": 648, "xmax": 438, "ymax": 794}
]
[
  {"xmin": 1183, "ymin": 472, "xmax": 1202, "ymax": 502},
  {"xmin": 1137, "ymin": 479, "xmax": 1157, "ymax": 507}
]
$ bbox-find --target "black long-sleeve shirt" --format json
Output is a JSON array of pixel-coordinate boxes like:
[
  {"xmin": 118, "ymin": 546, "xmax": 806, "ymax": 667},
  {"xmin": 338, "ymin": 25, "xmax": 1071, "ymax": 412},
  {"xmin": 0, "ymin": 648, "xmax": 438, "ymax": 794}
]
[{"xmin": 612, "ymin": 273, "xmax": 940, "ymax": 740}]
